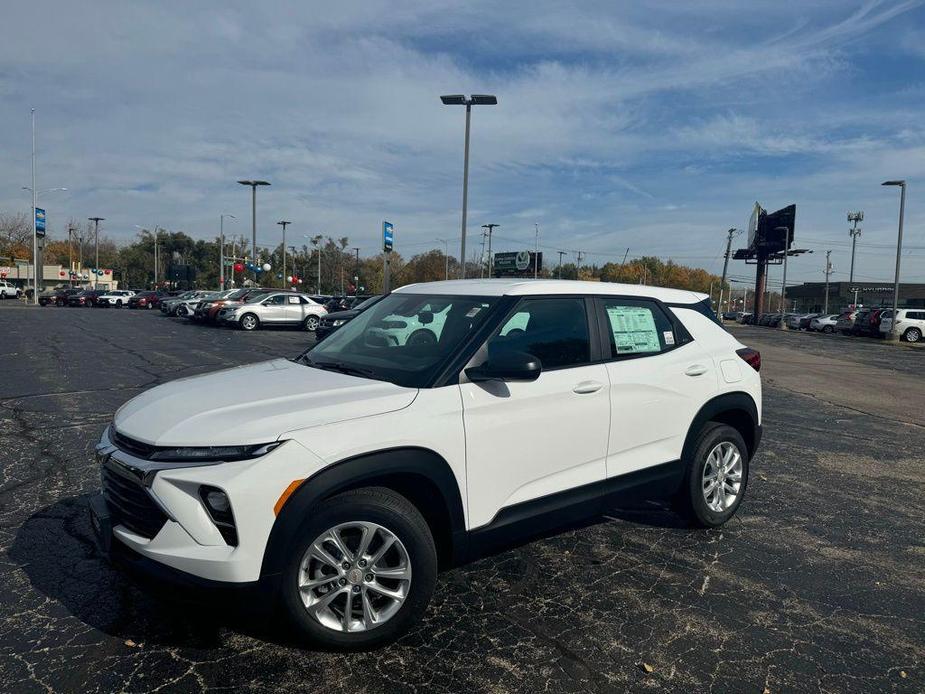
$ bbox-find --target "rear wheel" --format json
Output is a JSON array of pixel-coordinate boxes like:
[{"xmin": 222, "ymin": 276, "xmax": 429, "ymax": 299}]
[
  {"xmin": 674, "ymin": 423, "xmax": 748, "ymax": 528},
  {"xmin": 240, "ymin": 313, "xmax": 260, "ymax": 331},
  {"xmin": 280, "ymin": 487, "xmax": 437, "ymax": 649},
  {"xmin": 904, "ymin": 327, "xmax": 921, "ymax": 343},
  {"xmin": 822, "ymin": 325, "xmax": 833, "ymax": 334}
]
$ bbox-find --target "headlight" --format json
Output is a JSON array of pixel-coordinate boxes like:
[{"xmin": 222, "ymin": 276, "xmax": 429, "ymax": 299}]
[
  {"xmin": 332, "ymin": 319, "xmax": 347, "ymax": 327},
  {"xmin": 148, "ymin": 442, "xmax": 280, "ymax": 462}
]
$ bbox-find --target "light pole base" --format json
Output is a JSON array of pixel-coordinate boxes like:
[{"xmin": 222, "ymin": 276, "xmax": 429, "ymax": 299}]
[{"xmin": 886, "ymin": 330, "xmax": 900, "ymax": 343}]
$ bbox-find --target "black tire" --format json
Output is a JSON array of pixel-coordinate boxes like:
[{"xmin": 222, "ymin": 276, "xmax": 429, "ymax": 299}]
[
  {"xmin": 822, "ymin": 325, "xmax": 833, "ymax": 334},
  {"xmin": 239, "ymin": 313, "xmax": 260, "ymax": 331},
  {"xmin": 304, "ymin": 314, "xmax": 320, "ymax": 332},
  {"xmin": 280, "ymin": 487, "xmax": 437, "ymax": 650},
  {"xmin": 116, "ymin": 300, "xmax": 123, "ymax": 308},
  {"xmin": 904, "ymin": 327, "xmax": 921, "ymax": 343},
  {"xmin": 674, "ymin": 423, "xmax": 749, "ymax": 528}
]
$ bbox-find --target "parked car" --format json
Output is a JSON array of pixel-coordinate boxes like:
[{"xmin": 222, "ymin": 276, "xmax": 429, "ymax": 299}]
[
  {"xmin": 809, "ymin": 314, "xmax": 839, "ymax": 333},
  {"xmin": 127, "ymin": 291, "xmax": 162, "ymax": 309},
  {"xmin": 787, "ymin": 313, "xmax": 818, "ymax": 330},
  {"xmin": 851, "ymin": 308, "xmax": 886, "ymax": 337},
  {"xmin": 315, "ymin": 295, "xmax": 385, "ymax": 341},
  {"xmin": 834, "ymin": 310, "xmax": 858, "ymax": 335},
  {"xmin": 766, "ymin": 313, "xmax": 783, "ymax": 327},
  {"xmin": 735, "ymin": 312, "xmax": 752, "ymax": 323},
  {"xmin": 0, "ymin": 280, "xmax": 21, "ymax": 299},
  {"xmin": 172, "ymin": 291, "xmax": 223, "ymax": 317},
  {"xmin": 68, "ymin": 289, "xmax": 107, "ymax": 307},
  {"xmin": 160, "ymin": 290, "xmax": 202, "ymax": 315},
  {"xmin": 38, "ymin": 287, "xmax": 80, "ymax": 306},
  {"xmin": 721, "ymin": 311, "xmax": 737, "ymax": 321},
  {"xmin": 217, "ymin": 292, "xmax": 328, "ymax": 331},
  {"xmin": 95, "ymin": 290, "xmax": 136, "ymax": 308},
  {"xmin": 879, "ymin": 309, "xmax": 925, "ymax": 342},
  {"xmin": 90, "ymin": 279, "xmax": 762, "ymax": 648},
  {"xmin": 197, "ymin": 287, "xmax": 274, "ymax": 323}
]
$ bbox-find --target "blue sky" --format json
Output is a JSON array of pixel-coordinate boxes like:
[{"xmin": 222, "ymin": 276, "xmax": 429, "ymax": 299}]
[{"xmin": 1, "ymin": 0, "xmax": 923, "ymax": 285}]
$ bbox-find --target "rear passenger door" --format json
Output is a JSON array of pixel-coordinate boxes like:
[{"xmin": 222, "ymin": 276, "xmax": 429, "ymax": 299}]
[{"xmin": 595, "ymin": 297, "xmax": 718, "ymax": 480}]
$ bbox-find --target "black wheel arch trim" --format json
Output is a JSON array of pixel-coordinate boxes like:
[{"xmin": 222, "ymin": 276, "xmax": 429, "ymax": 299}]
[
  {"xmin": 259, "ymin": 446, "xmax": 467, "ymax": 580},
  {"xmin": 682, "ymin": 391, "xmax": 761, "ymax": 464}
]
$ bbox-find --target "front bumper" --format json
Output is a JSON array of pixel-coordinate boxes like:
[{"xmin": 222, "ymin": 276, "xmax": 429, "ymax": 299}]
[{"xmin": 93, "ymin": 426, "xmax": 326, "ymax": 583}]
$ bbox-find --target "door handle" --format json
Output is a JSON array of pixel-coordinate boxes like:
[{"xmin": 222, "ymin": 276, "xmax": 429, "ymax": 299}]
[
  {"xmin": 685, "ymin": 364, "xmax": 708, "ymax": 377},
  {"xmin": 573, "ymin": 381, "xmax": 605, "ymax": 394}
]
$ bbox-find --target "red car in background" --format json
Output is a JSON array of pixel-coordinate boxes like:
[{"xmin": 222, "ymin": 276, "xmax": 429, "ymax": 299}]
[
  {"xmin": 127, "ymin": 291, "xmax": 162, "ymax": 309},
  {"xmin": 67, "ymin": 289, "xmax": 107, "ymax": 307}
]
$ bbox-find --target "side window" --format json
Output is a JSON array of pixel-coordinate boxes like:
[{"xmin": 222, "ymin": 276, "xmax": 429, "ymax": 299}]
[
  {"xmin": 487, "ymin": 297, "xmax": 590, "ymax": 369},
  {"xmin": 266, "ymin": 294, "xmax": 286, "ymax": 305},
  {"xmin": 601, "ymin": 298, "xmax": 676, "ymax": 357}
]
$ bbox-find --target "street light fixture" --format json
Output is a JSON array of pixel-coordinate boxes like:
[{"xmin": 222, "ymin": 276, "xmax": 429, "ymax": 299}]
[
  {"xmin": 440, "ymin": 94, "xmax": 498, "ymax": 278},
  {"xmin": 882, "ymin": 180, "xmax": 906, "ymax": 342},
  {"xmin": 238, "ymin": 180, "xmax": 271, "ymax": 282}
]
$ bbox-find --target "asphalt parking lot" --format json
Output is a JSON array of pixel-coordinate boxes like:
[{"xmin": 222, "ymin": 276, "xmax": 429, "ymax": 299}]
[{"xmin": 0, "ymin": 304, "xmax": 922, "ymax": 693}]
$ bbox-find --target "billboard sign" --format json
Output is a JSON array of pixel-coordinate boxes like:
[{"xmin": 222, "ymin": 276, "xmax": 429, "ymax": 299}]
[
  {"xmin": 35, "ymin": 207, "xmax": 46, "ymax": 237},
  {"xmin": 493, "ymin": 251, "xmax": 542, "ymax": 277},
  {"xmin": 383, "ymin": 221, "xmax": 394, "ymax": 253}
]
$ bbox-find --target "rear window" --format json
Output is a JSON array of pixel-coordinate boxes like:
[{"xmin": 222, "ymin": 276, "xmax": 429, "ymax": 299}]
[{"xmin": 669, "ymin": 297, "xmax": 720, "ymax": 324}]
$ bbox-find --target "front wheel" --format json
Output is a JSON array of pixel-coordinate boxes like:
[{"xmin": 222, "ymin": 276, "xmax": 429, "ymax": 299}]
[
  {"xmin": 674, "ymin": 423, "xmax": 749, "ymax": 528},
  {"xmin": 280, "ymin": 487, "xmax": 437, "ymax": 649},
  {"xmin": 822, "ymin": 325, "xmax": 833, "ymax": 334},
  {"xmin": 904, "ymin": 327, "xmax": 921, "ymax": 343},
  {"xmin": 240, "ymin": 313, "xmax": 260, "ymax": 331},
  {"xmin": 304, "ymin": 315, "xmax": 320, "ymax": 332}
]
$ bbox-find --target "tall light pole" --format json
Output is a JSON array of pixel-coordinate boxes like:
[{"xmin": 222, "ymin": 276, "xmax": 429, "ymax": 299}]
[
  {"xmin": 305, "ymin": 234, "xmax": 322, "ymax": 294},
  {"xmin": 440, "ymin": 94, "xmax": 498, "ymax": 279},
  {"xmin": 823, "ymin": 250, "xmax": 833, "ymax": 314},
  {"xmin": 533, "ymin": 223, "xmax": 539, "ymax": 279},
  {"xmin": 847, "ymin": 211, "xmax": 863, "ymax": 288},
  {"xmin": 31, "ymin": 109, "xmax": 37, "ymax": 303},
  {"xmin": 88, "ymin": 217, "xmax": 104, "ymax": 289},
  {"xmin": 277, "ymin": 221, "xmax": 291, "ymax": 286},
  {"xmin": 435, "ymin": 238, "xmax": 449, "ymax": 280},
  {"xmin": 882, "ymin": 180, "xmax": 906, "ymax": 342},
  {"xmin": 220, "ymin": 214, "xmax": 236, "ymax": 289},
  {"xmin": 480, "ymin": 223, "xmax": 499, "ymax": 278},
  {"xmin": 238, "ymin": 180, "xmax": 270, "ymax": 282},
  {"xmin": 557, "ymin": 250, "xmax": 566, "ymax": 279},
  {"xmin": 352, "ymin": 247, "xmax": 360, "ymax": 293},
  {"xmin": 718, "ymin": 228, "xmax": 739, "ymax": 317},
  {"xmin": 67, "ymin": 224, "xmax": 76, "ymax": 285}
]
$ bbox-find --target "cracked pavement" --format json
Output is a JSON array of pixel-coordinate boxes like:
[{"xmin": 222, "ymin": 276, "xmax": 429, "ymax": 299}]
[{"xmin": 0, "ymin": 304, "xmax": 922, "ymax": 693}]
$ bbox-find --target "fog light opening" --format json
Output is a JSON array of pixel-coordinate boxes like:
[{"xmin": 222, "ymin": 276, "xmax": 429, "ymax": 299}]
[{"xmin": 199, "ymin": 486, "xmax": 238, "ymax": 546}]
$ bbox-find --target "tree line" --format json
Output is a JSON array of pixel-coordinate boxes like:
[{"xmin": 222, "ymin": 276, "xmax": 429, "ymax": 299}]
[{"xmin": 1, "ymin": 211, "xmax": 733, "ymax": 298}]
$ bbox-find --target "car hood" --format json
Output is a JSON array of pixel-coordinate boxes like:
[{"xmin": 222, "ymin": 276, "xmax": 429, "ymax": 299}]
[{"xmin": 113, "ymin": 358, "xmax": 417, "ymax": 447}]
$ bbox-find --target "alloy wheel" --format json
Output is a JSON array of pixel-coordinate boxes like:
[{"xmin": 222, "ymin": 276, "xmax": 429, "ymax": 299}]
[
  {"xmin": 702, "ymin": 441, "xmax": 743, "ymax": 512},
  {"xmin": 241, "ymin": 314, "xmax": 258, "ymax": 330},
  {"xmin": 906, "ymin": 328, "xmax": 921, "ymax": 343},
  {"xmin": 305, "ymin": 316, "xmax": 319, "ymax": 331},
  {"xmin": 298, "ymin": 521, "xmax": 412, "ymax": 633}
]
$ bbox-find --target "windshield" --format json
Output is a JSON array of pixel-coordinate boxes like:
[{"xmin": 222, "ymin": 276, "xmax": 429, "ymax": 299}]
[
  {"xmin": 353, "ymin": 295, "xmax": 384, "ymax": 311},
  {"xmin": 300, "ymin": 293, "xmax": 500, "ymax": 388}
]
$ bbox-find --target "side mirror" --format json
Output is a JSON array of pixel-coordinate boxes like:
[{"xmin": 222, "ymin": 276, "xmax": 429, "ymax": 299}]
[
  {"xmin": 465, "ymin": 351, "xmax": 542, "ymax": 382},
  {"xmin": 418, "ymin": 310, "xmax": 434, "ymax": 325}
]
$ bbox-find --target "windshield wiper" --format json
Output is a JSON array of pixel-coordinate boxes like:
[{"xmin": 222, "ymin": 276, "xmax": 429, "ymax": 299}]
[{"xmin": 296, "ymin": 355, "xmax": 380, "ymax": 380}]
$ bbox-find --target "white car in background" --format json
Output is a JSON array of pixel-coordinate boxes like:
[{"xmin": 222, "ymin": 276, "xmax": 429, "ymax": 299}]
[
  {"xmin": 879, "ymin": 309, "xmax": 925, "ymax": 342},
  {"xmin": 96, "ymin": 290, "xmax": 136, "ymax": 307},
  {"xmin": 809, "ymin": 314, "xmax": 839, "ymax": 333},
  {"xmin": 0, "ymin": 280, "xmax": 21, "ymax": 299}
]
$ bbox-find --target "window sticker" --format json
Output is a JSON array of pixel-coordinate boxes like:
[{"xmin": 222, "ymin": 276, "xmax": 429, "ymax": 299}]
[
  {"xmin": 664, "ymin": 331, "xmax": 675, "ymax": 345},
  {"xmin": 465, "ymin": 307, "xmax": 482, "ymax": 318},
  {"xmin": 288, "ymin": 296, "xmax": 299, "ymax": 304},
  {"xmin": 606, "ymin": 306, "xmax": 661, "ymax": 354}
]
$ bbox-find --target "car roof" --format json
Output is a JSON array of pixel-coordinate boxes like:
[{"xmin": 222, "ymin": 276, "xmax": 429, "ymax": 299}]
[{"xmin": 392, "ymin": 279, "xmax": 708, "ymax": 304}]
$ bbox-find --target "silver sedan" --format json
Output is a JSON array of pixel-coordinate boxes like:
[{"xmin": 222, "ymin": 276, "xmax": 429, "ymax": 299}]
[{"xmin": 219, "ymin": 292, "xmax": 328, "ymax": 331}]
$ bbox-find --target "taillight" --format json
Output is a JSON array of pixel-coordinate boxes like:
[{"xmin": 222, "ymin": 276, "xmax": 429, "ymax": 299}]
[{"xmin": 736, "ymin": 347, "xmax": 761, "ymax": 372}]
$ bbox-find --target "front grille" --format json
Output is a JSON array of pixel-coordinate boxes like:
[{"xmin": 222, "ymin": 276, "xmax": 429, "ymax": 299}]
[
  {"xmin": 101, "ymin": 462, "xmax": 168, "ymax": 538},
  {"xmin": 111, "ymin": 430, "xmax": 158, "ymax": 459}
]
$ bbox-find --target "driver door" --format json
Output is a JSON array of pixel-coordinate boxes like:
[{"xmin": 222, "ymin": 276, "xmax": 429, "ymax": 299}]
[
  {"xmin": 460, "ymin": 296, "xmax": 610, "ymax": 529},
  {"xmin": 261, "ymin": 294, "xmax": 287, "ymax": 323}
]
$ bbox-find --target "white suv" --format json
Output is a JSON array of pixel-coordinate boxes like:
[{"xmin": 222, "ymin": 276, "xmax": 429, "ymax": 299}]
[
  {"xmin": 879, "ymin": 309, "xmax": 925, "ymax": 342},
  {"xmin": 90, "ymin": 280, "xmax": 762, "ymax": 648},
  {"xmin": 0, "ymin": 280, "xmax": 20, "ymax": 299}
]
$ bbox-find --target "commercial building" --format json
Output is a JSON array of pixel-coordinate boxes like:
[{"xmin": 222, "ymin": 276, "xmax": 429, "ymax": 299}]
[
  {"xmin": 0, "ymin": 262, "xmax": 118, "ymax": 292},
  {"xmin": 786, "ymin": 281, "xmax": 925, "ymax": 312}
]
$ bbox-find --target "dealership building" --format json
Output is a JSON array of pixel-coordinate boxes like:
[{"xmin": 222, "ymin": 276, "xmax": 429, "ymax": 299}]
[
  {"xmin": 785, "ymin": 281, "xmax": 925, "ymax": 312},
  {"xmin": 0, "ymin": 262, "xmax": 119, "ymax": 292}
]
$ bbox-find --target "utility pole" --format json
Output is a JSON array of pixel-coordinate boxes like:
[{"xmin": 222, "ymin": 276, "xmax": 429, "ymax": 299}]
[
  {"xmin": 88, "ymin": 217, "xmax": 104, "ymax": 289},
  {"xmin": 823, "ymin": 250, "xmax": 833, "ymax": 314},
  {"xmin": 478, "ymin": 230, "xmax": 486, "ymax": 278},
  {"xmin": 881, "ymin": 180, "xmax": 906, "ymax": 341},
  {"xmin": 67, "ymin": 224, "xmax": 76, "ymax": 286},
  {"xmin": 352, "ymin": 247, "xmax": 360, "ymax": 293},
  {"xmin": 847, "ymin": 211, "xmax": 863, "ymax": 288},
  {"xmin": 481, "ymin": 224, "xmax": 499, "ymax": 278},
  {"xmin": 533, "ymin": 223, "xmax": 540, "ymax": 279},
  {"xmin": 576, "ymin": 250, "xmax": 584, "ymax": 278},
  {"xmin": 718, "ymin": 228, "xmax": 738, "ymax": 317},
  {"xmin": 220, "ymin": 214, "xmax": 235, "ymax": 290},
  {"xmin": 557, "ymin": 250, "xmax": 566, "ymax": 279},
  {"xmin": 277, "ymin": 221, "xmax": 291, "ymax": 286}
]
